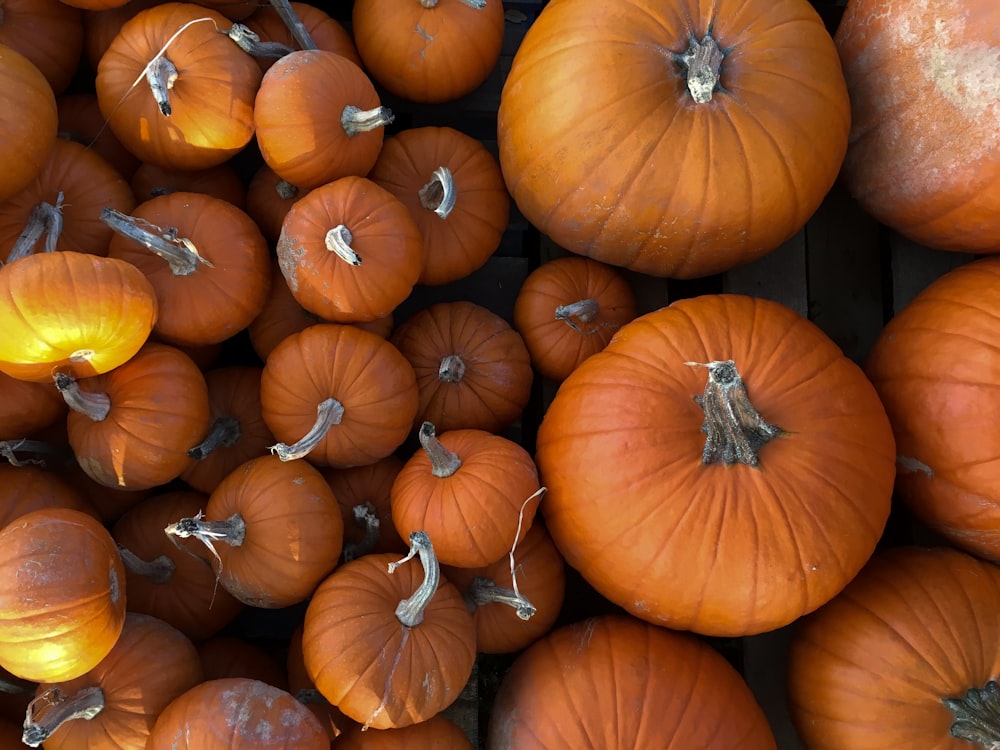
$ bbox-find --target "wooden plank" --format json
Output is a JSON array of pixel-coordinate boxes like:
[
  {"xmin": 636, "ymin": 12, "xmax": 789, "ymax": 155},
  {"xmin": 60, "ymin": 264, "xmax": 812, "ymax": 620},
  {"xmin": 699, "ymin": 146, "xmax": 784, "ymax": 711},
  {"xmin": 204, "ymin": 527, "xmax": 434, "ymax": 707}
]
[
  {"xmin": 721, "ymin": 230, "xmax": 808, "ymax": 317},
  {"xmin": 888, "ymin": 233, "xmax": 974, "ymax": 314}
]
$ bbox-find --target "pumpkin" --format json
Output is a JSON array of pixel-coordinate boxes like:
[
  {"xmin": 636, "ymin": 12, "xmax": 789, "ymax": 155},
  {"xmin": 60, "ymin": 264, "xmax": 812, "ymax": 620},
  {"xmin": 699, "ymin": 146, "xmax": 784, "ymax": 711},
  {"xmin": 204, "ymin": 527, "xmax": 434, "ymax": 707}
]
[
  {"xmin": 788, "ymin": 546, "xmax": 1000, "ymax": 750},
  {"xmin": 391, "ymin": 422, "xmax": 541, "ymax": 567},
  {"xmin": 59, "ymin": 341, "xmax": 210, "ymax": 490},
  {"xmin": 21, "ymin": 612, "xmax": 202, "ymax": 750},
  {"xmin": 0, "ymin": 372, "xmax": 66, "ymax": 440},
  {"xmin": 0, "ymin": 43, "xmax": 57, "ymax": 204},
  {"xmin": 367, "ymin": 125, "xmax": 511, "ymax": 286},
  {"xmin": 260, "ymin": 323, "xmax": 418, "ymax": 467},
  {"xmin": 487, "ymin": 613, "xmax": 777, "ymax": 749},
  {"xmin": 497, "ymin": 0, "xmax": 850, "ymax": 278},
  {"xmin": 104, "ymin": 192, "xmax": 271, "ymax": 347},
  {"xmin": 285, "ymin": 625, "xmax": 355, "ymax": 741},
  {"xmin": 243, "ymin": 1, "xmax": 361, "ymax": 73},
  {"xmin": 164, "ymin": 454, "xmax": 343, "ymax": 608},
  {"xmin": 336, "ymin": 714, "xmax": 474, "ymax": 749},
  {"xmin": 129, "ymin": 162, "xmax": 246, "ymax": 209},
  {"xmin": 835, "ymin": 0, "xmax": 1000, "ymax": 253},
  {"xmin": 442, "ymin": 521, "xmax": 565, "ymax": 654},
  {"xmin": 513, "ymin": 256, "xmax": 637, "ymax": 382},
  {"xmin": 146, "ymin": 677, "xmax": 328, "ymax": 749},
  {"xmin": 0, "ymin": 508, "xmax": 126, "ymax": 683},
  {"xmin": 0, "ymin": 0, "xmax": 82, "ymax": 95},
  {"xmin": 276, "ymin": 176, "xmax": 423, "ymax": 324},
  {"xmin": 0, "ymin": 138, "xmax": 135, "ymax": 262},
  {"xmin": 56, "ymin": 93, "xmax": 140, "ymax": 178},
  {"xmin": 245, "ymin": 164, "xmax": 310, "ymax": 245},
  {"xmin": 254, "ymin": 49, "xmax": 392, "ymax": 190},
  {"xmin": 82, "ymin": 0, "xmax": 164, "ymax": 73},
  {"xmin": 197, "ymin": 636, "xmax": 288, "ymax": 690},
  {"xmin": 0, "ymin": 464, "xmax": 98, "ymax": 527},
  {"xmin": 866, "ymin": 256, "xmax": 1000, "ymax": 561},
  {"xmin": 0, "ymin": 251, "xmax": 157, "ymax": 383},
  {"xmin": 180, "ymin": 366, "xmax": 275, "ymax": 495},
  {"xmin": 112, "ymin": 490, "xmax": 245, "ymax": 641},
  {"xmin": 535, "ymin": 294, "xmax": 896, "ymax": 636},
  {"xmin": 302, "ymin": 532, "xmax": 477, "ymax": 729},
  {"xmin": 95, "ymin": 2, "xmax": 263, "ymax": 169},
  {"xmin": 390, "ymin": 301, "xmax": 533, "ymax": 434},
  {"xmin": 352, "ymin": 0, "xmax": 505, "ymax": 104}
]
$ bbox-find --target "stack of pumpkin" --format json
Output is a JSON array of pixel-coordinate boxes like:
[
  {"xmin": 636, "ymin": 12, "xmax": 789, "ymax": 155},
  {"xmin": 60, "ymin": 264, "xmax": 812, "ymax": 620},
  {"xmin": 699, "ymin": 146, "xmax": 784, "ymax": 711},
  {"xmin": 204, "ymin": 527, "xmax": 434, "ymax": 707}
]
[{"xmin": 0, "ymin": 0, "xmax": 997, "ymax": 748}]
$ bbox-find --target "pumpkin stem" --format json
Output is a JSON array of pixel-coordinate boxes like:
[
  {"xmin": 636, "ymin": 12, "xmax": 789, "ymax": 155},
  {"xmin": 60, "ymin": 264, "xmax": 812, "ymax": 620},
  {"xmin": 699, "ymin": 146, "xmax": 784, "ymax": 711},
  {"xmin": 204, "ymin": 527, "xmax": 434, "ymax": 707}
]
[
  {"xmin": 676, "ymin": 33, "xmax": 725, "ymax": 104},
  {"xmin": 0, "ymin": 439, "xmax": 72, "ymax": 468},
  {"xmin": 54, "ymin": 373, "xmax": 111, "ymax": 422},
  {"xmin": 342, "ymin": 502, "xmax": 381, "ymax": 563},
  {"xmin": 688, "ymin": 360, "xmax": 783, "ymax": 467},
  {"xmin": 418, "ymin": 421, "xmax": 462, "ymax": 478},
  {"xmin": 325, "ymin": 225, "xmax": 362, "ymax": 265},
  {"xmin": 117, "ymin": 544, "xmax": 176, "ymax": 585},
  {"xmin": 275, "ymin": 179, "xmax": 299, "ymax": 201},
  {"xmin": 438, "ymin": 354, "xmax": 466, "ymax": 383},
  {"xmin": 294, "ymin": 687, "xmax": 328, "ymax": 705},
  {"xmin": 268, "ymin": 0, "xmax": 317, "ymax": 50},
  {"xmin": 554, "ymin": 298, "xmax": 604, "ymax": 334},
  {"xmin": 341, "ymin": 105, "xmax": 395, "ymax": 137},
  {"xmin": 101, "ymin": 207, "xmax": 214, "ymax": 277},
  {"xmin": 944, "ymin": 680, "xmax": 1000, "ymax": 748},
  {"xmin": 418, "ymin": 167, "xmax": 456, "ymax": 219},
  {"xmin": 389, "ymin": 530, "xmax": 439, "ymax": 628},
  {"xmin": 22, "ymin": 686, "xmax": 105, "ymax": 748},
  {"xmin": 268, "ymin": 397, "xmax": 345, "ymax": 462},
  {"xmin": 8, "ymin": 192, "xmax": 65, "ymax": 261},
  {"xmin": 188, "ymin": 415, "xmax": 242, "ymax": 460},
  {"xmin": 224, "ymin": 23, "xmax": 295, "ymax": 59},
  {"xmin": 146, "ymin": 55, "xmax": 178, "ymax": 116},
  {"xmin": 465, "ymin": 575, "xmax": 537, "ymax": 620}
]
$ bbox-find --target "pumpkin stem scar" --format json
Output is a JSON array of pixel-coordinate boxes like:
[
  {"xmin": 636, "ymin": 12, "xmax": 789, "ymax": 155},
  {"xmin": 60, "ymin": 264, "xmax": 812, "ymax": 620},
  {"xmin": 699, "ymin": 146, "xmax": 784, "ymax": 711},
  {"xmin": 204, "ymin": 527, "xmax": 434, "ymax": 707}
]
[
  {"xmin": 943, "ymin": 680, "xmax": 1000, "ymax": 748},
  {"xmin": 22, "ymin": 685, "xmax": 106, "ymax": 747},
  {"xmin": 342, "ymin": 502, "xmax": 381, "ymax": 562},
  {"xmin": 675, "ymin": 33, "xmax": 725, "ymax": 104},
  {"xmin": 389, "ymin": 530, "xmax": 440, "ymax": 627},
  {"xmin": 686, "ymin": 359, "xmax": 784, "ymax": 466}
]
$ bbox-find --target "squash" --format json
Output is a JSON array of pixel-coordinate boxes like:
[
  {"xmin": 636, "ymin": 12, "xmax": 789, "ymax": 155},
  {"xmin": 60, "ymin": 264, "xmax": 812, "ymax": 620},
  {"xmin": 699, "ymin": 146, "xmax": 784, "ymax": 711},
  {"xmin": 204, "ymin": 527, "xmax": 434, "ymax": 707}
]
[
  {"xmin": 0, "ymin": 43, "xmax": 57, "ymax": 204},
  {"xmin": 0, "ymin": 0, "xmax": 82, "ymax": 95}
]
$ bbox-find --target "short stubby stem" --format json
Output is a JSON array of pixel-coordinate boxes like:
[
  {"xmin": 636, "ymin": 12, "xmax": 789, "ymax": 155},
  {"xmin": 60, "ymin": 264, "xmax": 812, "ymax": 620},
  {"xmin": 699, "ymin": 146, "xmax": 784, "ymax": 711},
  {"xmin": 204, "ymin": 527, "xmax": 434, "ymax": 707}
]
[
  {"xmin": 54, "ymin": 373, "xmax": 111, "ymax": 422},
  {"xmin": 438, "ymin": 354, "xmax": 466, "ymax": 383},
  {"xmin": 147, "ymin": 55, "xmax": 178, "ymax": 116},
  {"xmin": 944, "ymin": 680, "xmax": 1000, "ymax": 748},
  {"xmin": 325, "ymin": 225, "xmax": 362, "ymax": 265},
  {"xmin": 554, "ymin": 298, "xmax": 601, "ymax": 333},
  {"xmin": 418, "ymin": 167, "xmax": 456, "ymax": 219},
  {"xmin": 341, "ymin": 105, "xmax": 394, "ymax": 137},
  {"xmin": 689, "ymin": 360, "xmax": 783, "ymax": 467},
  {"xmin": 118, "ymin": 545, "xmax": 176, "ymax": 585},
  {"xmin": 188, "ymin": 415, "xmax": 242, "ymax": 460},
  {"xmin": 101, "ymin": 207, "xmax": 213, "ymax": 276},
  {"xmin": 268, "ymin": 397, "xmax": 345, "ymax": 461},
  {"xmin": 388, "ymin": 530, "xmax": 439, "ymax": 627},
  {"xmin": 675, "ymin": 33, "xmax": 725, "ymax": 104},
  {"xmin": 466, "ymin": 576, "xmax": 536, "ymax": 620},
  {"xmin": 418, "ymin": 421, "xmax": 462, "ymax": 478},
  {"xmin": 22, "ymin": 686, "xmax": 105, "ymax": 748}
]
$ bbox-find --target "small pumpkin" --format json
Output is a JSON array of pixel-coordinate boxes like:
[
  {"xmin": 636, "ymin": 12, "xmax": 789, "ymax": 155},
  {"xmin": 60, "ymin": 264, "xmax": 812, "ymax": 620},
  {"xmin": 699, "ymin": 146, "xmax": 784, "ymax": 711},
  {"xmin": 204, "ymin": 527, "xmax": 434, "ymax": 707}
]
[
  {"xmin": 0, "ymin": 508, "xmax": 126, "ymax": 683},
  {"xmin": 197, "ymin": 636, "xmax": 288, "ymax": 690},
  {"xmin": 0, "ymin": 0, "xmax": 82, "ymax": 95},
  {"xmin": 0, "ymin": 43, "xmax": 57, "ymax": 204},
  {"xmin": 243, "ymin": 1, "xmax": 361, "ymax": 73},
  {"xmin": 245, "ymin": 164, "xmax": 309, "ymax": 245},
  {"xmin": 0, "ymin": 464, "xmax": 98, "ymax": 527},
  {"xmin": 56, "ymin": 92, "xmax": 140, "ymax": 178},
  {"xmin": 336, "ymin": 714, "xmax": 474, "ymax": 749},
  {"xmin": 0, "ymin": 372, "xmax": 66, "ymax": 440}
]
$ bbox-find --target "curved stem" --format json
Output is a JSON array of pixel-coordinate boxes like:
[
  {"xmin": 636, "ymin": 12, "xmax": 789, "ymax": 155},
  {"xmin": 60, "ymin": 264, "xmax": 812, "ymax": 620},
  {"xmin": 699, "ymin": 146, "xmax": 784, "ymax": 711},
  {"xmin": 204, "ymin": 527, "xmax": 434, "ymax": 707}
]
[
  {"xmin": 0, "ymin": 439, "xmax": 73, "ymax": 468},
  {"xmin": 101, "ymin": 207, "xmax": 213, "ymax": 276},
  {"xmin": 268, "ymin": 0, "xmax": 317, "ymax": 50},
  {"xmin": 438, "ymin": 354, "xmax": 466, "ymax": 383},
  {"xmin": 54, "ymin": 373, "xmax": 111, "ymax": 422},
  {"xmin": 554, "ymin": 298, "xmax": 601, "ymax": 333},
  {"xmin": 342, "ymin": 502, "xmax": 380, "ymax": 563},
  {"xmin": 688, "ymin": 360, "xmax": 783, "ymax": 467},
  {"xmin": 147, "ymin": 55, "xmax": 178, "ymax": 116},
  {"xmin": 225, "ymin": 23, "xmax": 295, "ymax": 59},
  {"xmin": 188, "ymin": 415, "xmax": 242, "ymax": 460},
  {"xmin": 165, "ymin": 512, "xmax": 246, "ymax": 547},
  {"xmin": 418, "ymin": 421, "xmax": 461, "ymax": 478},
  {"xmin": 675, "ymin": 33, "xmax": 725, "ymax": 104},
  {"xmin": 388, "ymin": 530, "xmax": 439, "ymax": 627},
  {"xmin": 466, "ymin": 576, "xmax": 536, "ymax": 621},
  {"xmin": 22, "ymin": 686, "xmax": 105, "ymax": 748},
  {"xmin": 341, "ymin": 105, "xmax": 394, "ymax": 137},
  {"xmin": 9, "ymin": 192, "xmax": 65, "ymax": 262},
  {"xmin": 944, "ymin": 680, "xmax": 1000, "ymax": 748},
  {"xmin": 325, "ymin": 225, "xmax": 362, "ymax": 265},
  {"xmin": 118, "ymin": 544, "xmax": 175, "ymax": 585},
  {"xmin": 268, "ymin": 397, "xmax": 345, "ymax": 462},
  {"xmin": 418, "ymin": 167, "xmax": 456, "ymax": 219}
]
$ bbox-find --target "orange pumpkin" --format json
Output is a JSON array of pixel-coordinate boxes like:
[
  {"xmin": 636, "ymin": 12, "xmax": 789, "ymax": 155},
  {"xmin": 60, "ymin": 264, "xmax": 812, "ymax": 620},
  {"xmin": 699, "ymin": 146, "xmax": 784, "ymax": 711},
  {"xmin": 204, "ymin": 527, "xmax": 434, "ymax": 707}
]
[
  {"xmin": 497, "ymin": 0, "xmax": 850, "ymax": 278},
  {"xmin": 129, "ymin": 162, "xmax": 246, "ymax": 209},
  {"xmin": 0, "ymin": 464, "xmax": 98, "ymax": 527},
  {"xmin": 286, "ymin": 625, "xmax": 355, "ymax": 741},
  {"xmin": 0, "ymin": 0, "xmax": 82, "ymax": 95},
  {"xmin": 0, "ymin": 508, "xmax": 126, "ymax": 682},
  {"xmin": 197, "ymin": 636, "xmax": 288, "ymax": 690},
  {"xmin": 0, "ymin": 251, "xmax": 157, "ymax": 382},
  {"xmin": 0, "ymin": 43, "xmax": 57, "ymax": 204},
  {"xmin": 56, "ymin": 93, "xmax": 140, "ymax": 178},
  {"xmin": 245, "ymin": 164, "xmax": 310, "ymax": 245},
  {"xmin": 0, "ymin": 373, "xmax": 66, "ymax": 440},
  {"xmin": 335, "ymin": 714, "xmax": 473, "ymax": 749},
  {"xmin": 243, "ymin": 1, "xmax": 361, "ymax": 73}
]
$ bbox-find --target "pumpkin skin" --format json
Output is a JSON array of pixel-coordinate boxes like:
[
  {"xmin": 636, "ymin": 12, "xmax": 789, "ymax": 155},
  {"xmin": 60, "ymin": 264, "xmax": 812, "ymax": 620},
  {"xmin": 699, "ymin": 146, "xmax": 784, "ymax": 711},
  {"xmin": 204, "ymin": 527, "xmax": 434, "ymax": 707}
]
[
  {"xmin": 866, "ymin": 256, "xmax": 1000, "ymax": 561},
  {"xmin": 260, "ymin": 324, "xmax": 419, "ymax": 468},
  {"xmin": 0, "ymin": 251, "xmax": 157, "ymax": 382},
  {"xmin": 0, "ymin": 464, "xmax": 98, "ymax": 527},
  {"xmin": 0, "ymin": 0, "xmax": 82, "ymax": 95},
  {"xmin": 352, "ymin": 0, "xmax": 505, "ymax": 104},
  {"xmin": 0, "ymin": 372, "xmax": 65, "ymax": 439},
  {"xmin": 335, "ymin": 714, "xmax": 473, "ymax": 749},
  {"xmin": 146, "ymin": 677, "xmax": 328, "ymax": 749},
  {"xmin": 56, "ymin": 93, "xmax": 140, "ymax": 179},
  {"xmin": 129, "ymin": 161, "xmax": 246, "ymax": 209},
  {"xmin": 243, "ymin": 1, "xmax": 362, "ymax": 73},
  {"xmin": 0, "ymin": 43, "xmax": 57, "ymax": 205},
  {"xmin": 95, "ymin": 2, "xmax": 262, "ymax": 170},
  {"xmin": 513, "ymin": 256, "xmax": 638, "ymax": 382},
  {"xmin": 788, "ymin": 546, "xmax": 1000, "ymax": 750},
  {"xmin": 0, "ymin": 508, "xmax": 126, "ymax": 683},
  {"xmin": 535, "ymin": 294, "xmax": 896, "ymax": 637},
  {"xmin": 835, "ymin": 0, "xmax": 1000, "ymax": 253},
  {"xmin": 390, "ymin": 301, "xmax": 534, "ymax": 434},
  {"xmin": 23, "ymin": 612, "xmax": 202, "ymax": 750},
  {"xmin": 497, "ymin": 0, "xmax": 849, "ymax": 279},
  {"xmin": 488, "ymin": 614, "xmax": 777, "ymax": 749},
  {"xmin": 197, "ymin": 636, "xmax": 288, "ymax": 690}
]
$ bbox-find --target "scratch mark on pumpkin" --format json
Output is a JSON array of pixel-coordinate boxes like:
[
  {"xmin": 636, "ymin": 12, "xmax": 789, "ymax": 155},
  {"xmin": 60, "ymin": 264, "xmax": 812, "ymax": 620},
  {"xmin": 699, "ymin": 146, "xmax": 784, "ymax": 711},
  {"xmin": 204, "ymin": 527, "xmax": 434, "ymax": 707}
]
[{"xmin": 897, "ymin": 455, "xmax": 934, "ymax": 477}]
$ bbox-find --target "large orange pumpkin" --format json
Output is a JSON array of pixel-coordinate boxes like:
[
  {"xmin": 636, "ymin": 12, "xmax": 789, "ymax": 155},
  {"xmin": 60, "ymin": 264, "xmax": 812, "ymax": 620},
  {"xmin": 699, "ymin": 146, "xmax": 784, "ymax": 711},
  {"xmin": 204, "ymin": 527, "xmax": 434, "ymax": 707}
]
[
  {"xmin": 835, "ymin": 0, "xmax": 1000, "ymax": 253},
  {"xmin": 0, "ymin": 43, "xmax": 57, "ymax": 204},
  {"xmin": 497, "ymin": 0, "xmax": 850, "ymax": 278},
  {"xmin": 535, "ymin": 294, "xmax": 896, "ymax": 636}
]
